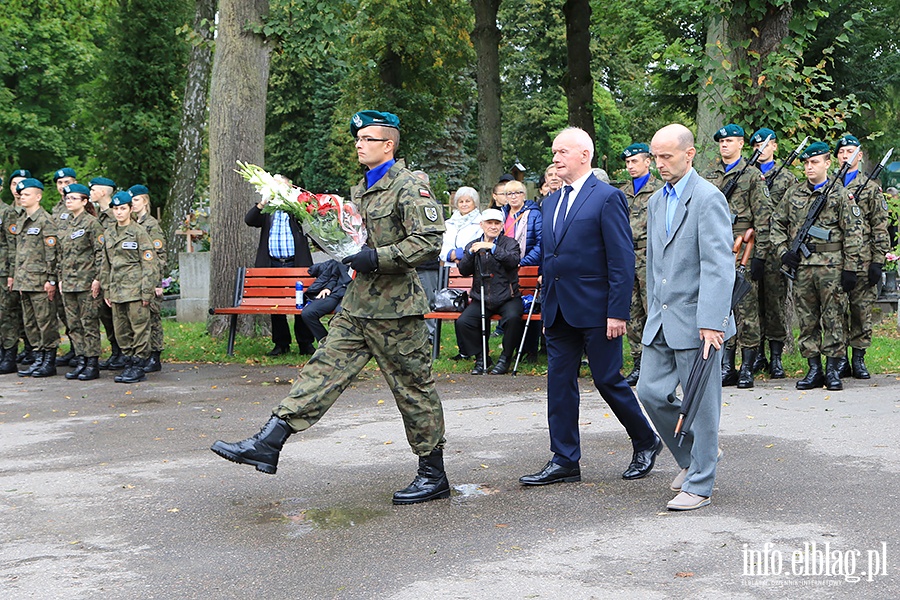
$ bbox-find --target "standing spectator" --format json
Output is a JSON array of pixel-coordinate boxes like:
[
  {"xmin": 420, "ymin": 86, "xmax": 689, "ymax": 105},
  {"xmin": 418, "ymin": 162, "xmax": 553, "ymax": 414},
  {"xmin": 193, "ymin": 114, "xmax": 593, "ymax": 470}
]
[
  {"xmin": 637, "ymin": 123, "xmax": 735, "ymax": 511},
  {"xmin": 245, "ymin": 177, "xmax": 316, "ymax": 356},
  {"xmin": 519, "ymin": 127, "xmax": 660, "ymax": 488},
  {"xmin": 302, "ymin": 259, "xmax": 350, "ymax": 343},
  {"xmin": 544, "ymin": 164, "xmax": 562, "ymax": 195},
  {"xmin": 489, "ymin": 181, "xmax": 509, "ymax": 210},
  {"xmin": 440, "ymin": 187, "xmax": 482, "ymax": 263}
]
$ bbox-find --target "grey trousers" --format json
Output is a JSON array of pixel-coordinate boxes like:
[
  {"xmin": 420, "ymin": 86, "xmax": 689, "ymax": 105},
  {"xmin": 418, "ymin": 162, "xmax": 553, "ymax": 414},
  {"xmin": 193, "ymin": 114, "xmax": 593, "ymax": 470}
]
[{"xmin": 636, "ymin": 330, "xmax": 721, "ymax": 497}]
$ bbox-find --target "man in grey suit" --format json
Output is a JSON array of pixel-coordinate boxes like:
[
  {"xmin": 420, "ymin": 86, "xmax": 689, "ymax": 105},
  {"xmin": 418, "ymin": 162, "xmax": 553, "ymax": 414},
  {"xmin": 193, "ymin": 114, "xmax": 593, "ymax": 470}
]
[{"xmin": 637, "ymin": 124, "xmax": 736, "ymax": 511}]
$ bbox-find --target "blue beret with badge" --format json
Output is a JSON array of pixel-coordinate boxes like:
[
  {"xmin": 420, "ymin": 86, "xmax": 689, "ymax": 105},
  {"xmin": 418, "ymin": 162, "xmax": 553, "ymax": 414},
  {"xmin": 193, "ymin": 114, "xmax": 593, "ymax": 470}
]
[
  {"xmin": 750, "ymin": 128, "xmax": 776, "ymax": 144},
  {"xmin": 620, "ymin": 143, "xmax": 650, "ymax": 160},
  {"xmin": 128, "ymin": 184, "xmax": 150, "ymax": 197},
  {"xmin": 89, "ymin": 177, "xmax": 116, "ymax": 188},
  {"xmin": 10, "ymin": 169, "xmax": 31, "ymax": 179},
  {"xmin": 800, "ymin": 141, "xmax": 830, "ymax": 161},
  {"xmin": 111, "ymin": 191, "xmax": 133, "ymax": 206},
  {"xmin": 53, "ymin": 167, "xmax": 77, "ymax": 181},
  {"xmin": 64, "ymin": 183, "xmax": 91, "ymax": 197},
  {"xmin": 350, "ymin": 110, "xmax": 401, "ymax": 137},
  {"xmin": 713, "ymin": 124, "xmax": 745, "ymax": 141},
  {"xmin": 16, "ymin": 178, "xmax": 44, "ymax": 192},
  {"xmin": 834, "ymin": 135, "xmax": 860, "ymax": 156}
]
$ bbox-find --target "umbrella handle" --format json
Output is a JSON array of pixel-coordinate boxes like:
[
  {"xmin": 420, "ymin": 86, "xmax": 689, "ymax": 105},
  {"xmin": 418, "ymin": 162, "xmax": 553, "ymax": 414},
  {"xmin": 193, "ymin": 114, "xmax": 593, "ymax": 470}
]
[
  {"xmin": 674, "ymin": 414, "xmax": 685, "ymax": 436},
  {"xmin": 732, "ymin": 228, "xmax": 755, "ymax": 268}
]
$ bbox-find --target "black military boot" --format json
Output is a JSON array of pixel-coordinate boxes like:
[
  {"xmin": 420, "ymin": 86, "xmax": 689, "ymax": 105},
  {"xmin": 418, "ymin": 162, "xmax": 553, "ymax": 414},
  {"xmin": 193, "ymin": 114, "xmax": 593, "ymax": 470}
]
[
  {"xmin": 825, "ymin": 356, "xmax": 844, "ymax": 391},
  {"xmin": 721, "ymin": 347, "xmax": 739, "ymax": 386},
  {"xmin": 114, "ymin": 356, "xmax": 134, "ymax": 382},
  {"xmin": 78, "ymin": 357, "xmax": 100, "ymax": 381},
  {"xmin": 210, "ymin": 415, "xmax": 294, "ymax": 474},
  {"xmin": 31, "ymin": 351, "xmax": 58, "ymax": 378},
  {"xmin": 0, "ymin": 347, "xmax": 17, "ymax": 374},
  {"xmin": 836, "ymin": 351, "xmax": 852, "ymax": 379},
  {"xmin": 18, "ymin": 345, "xmax": 35, "ymax": 365},
  {"xmin": 18, "ymin": 349, "xmax": 45, "ymax": 377},
  {"xmin": 851, "ymin": 347, "xmax": 870, "ymax": 379},
  {"xmin": 768, "ymin": 340, "xmax": 786, "ymax": 379},
  {"xmin": 56, "ymin": 347, "xmax": 76, "ymax": 367},
  {"xmin": 99, "ymin": 341, "xmax": 124, "ymax": 370},
  {"xmin": 737, "ymin": 347, "xmax": 758, "ymax": 389},
  {"xmin": 65, "ymin": 356, "xmax": 86, "ymax": 380},
  {"xmin": 625, "ymin": 354, "xmax": 641, "ymax": 386},
  {"xmin": 752, "ymin": 341, "xmax": 768, "ymax": 374},
  {"xmin": 142, "ymin": 350, "xmax": 162, "ymax": 373},
  {"xmin": 796, "ymin": 356, "xmax": 825, "ymax": 390},
  {"xmin": 117, "ymin": 357, "xmax": 147, "ymax": 384},
  {"xmin": 392, "ymin": 448, "xmax": 451, "ymax": 505}
]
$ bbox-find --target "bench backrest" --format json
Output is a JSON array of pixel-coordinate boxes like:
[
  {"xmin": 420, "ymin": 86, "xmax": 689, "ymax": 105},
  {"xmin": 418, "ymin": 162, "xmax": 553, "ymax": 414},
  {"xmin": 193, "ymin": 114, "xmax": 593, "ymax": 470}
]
[
  {"xmin": 442, "ymin": 264, "xmax": 539, "ymax": 294},
  {"xmin": 236, "ymin": 267, "xmax": 316, "ymax": 308}
]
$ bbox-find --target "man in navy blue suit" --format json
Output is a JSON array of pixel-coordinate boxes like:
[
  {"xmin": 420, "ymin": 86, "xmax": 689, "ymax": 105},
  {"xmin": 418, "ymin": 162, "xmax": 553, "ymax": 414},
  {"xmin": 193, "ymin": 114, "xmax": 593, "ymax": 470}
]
[{"xmin": 519, "ymin": 127, "xmax": 661, "ymax": 486}]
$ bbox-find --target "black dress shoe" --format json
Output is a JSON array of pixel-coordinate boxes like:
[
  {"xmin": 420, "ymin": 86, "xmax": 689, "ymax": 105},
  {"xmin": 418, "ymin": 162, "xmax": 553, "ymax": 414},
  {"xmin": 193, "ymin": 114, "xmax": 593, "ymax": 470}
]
[
  {"xmin": 450, "ymin": 353, "xmax": 470, "ymax": 361},
  {"xmin": 298, "ymin": 343, "xmax": 317, "ymax": 355},
  {"xmin": 519, "ymin": 460, "xmax": 581, "ymax": 486},
  {"xmin": 622, "ymin": 436, "xmax": 663, "ymax": 480},
  {"xmin": 266, "ymin": 345, "xmax": 290, "ymax": 357}
]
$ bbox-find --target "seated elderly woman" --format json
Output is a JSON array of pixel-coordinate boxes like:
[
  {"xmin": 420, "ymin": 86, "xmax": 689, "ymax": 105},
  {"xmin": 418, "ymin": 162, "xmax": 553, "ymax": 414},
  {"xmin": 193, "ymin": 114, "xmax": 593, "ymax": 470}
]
[
  {"xmin": 441, "ymin": 186, "xmax": 483, "ymax": 263},
  {"xmin": 455, "ymin": 209, "xmax": 524, "ymax": 375}
]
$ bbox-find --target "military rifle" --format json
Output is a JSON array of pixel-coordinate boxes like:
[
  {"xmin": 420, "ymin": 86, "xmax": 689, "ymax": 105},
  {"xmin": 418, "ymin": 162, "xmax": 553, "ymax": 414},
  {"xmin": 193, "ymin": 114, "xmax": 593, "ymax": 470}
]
[
  {"xmin": 780, "ymin": 145, "xmax": 862, "ymax": 280},
  {"xmin": 767, "ymin": 136, "xmax": 809, "ymax": 191},
  {"xmin": 721, "ymin": 135, "xmax": 771, "ymax": 200},
  {"xmin": 851, "ymin": 147, "xmax": 894, "ymax": 199}
]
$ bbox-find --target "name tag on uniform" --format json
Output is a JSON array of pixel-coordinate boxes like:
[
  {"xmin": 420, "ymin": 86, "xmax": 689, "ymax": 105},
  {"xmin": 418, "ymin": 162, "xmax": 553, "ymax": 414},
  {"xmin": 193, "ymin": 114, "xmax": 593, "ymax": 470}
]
[
  {"xmin": 122, "ymin": 241, "xmax": 138, "ymax": 250},
  {"xmin": 60, "ymin": 213, "xmax": 70, "ymax": 220},
  {"xmin": 71, "ymin": 229, "xmax": 86, "ymax": 239},
  {"xmin": 26, "ymin": 227, "xmax": 40, "ymax": 235}
]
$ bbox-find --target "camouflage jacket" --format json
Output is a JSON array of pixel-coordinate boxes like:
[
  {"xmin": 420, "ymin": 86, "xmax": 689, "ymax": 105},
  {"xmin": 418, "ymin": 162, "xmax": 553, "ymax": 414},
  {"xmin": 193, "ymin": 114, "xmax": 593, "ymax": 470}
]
[
  {"xmin": 0, "ymin": 201, "xmax": 15, "ymax": 278},
  {"xmin": 58, "ymin": 211, "xmax": 105, "ymax": 293},
  {"xmin": 705, "ymin": 158, "xmax": 771, "ymax": 257},
  {"xmin": 758, "ymin": 165, "xmax": 798, "ymax": 258},
  {"xmin": 11, "ymin": 208, "xmax": 59, "ymax": 292},
  {"xmin": 97, "ymin": 208, "xmax": 115, "ymax": 231},
  {"xmin": 136, "ymin": 212, "xmax": 167, "ymax": 284},
  {"xmin": 770, "ymin": 178, "xmax": 864, "ymax": 271},
  {"xmin": 52, "ymin": 198, "xmax": 70, "ymax": 221},
  {"xmin": 618, "ymin": 174, "xmax": 662, "ymax": 256},
  {"xmin": 342, "ymin": 159, "xmax": 445, "ymax": 318},
  {"xmin": 101, "ymin": 222, "xmax": 156, "ymax": 303},
  {"xmin": 840, "ymin": 173, "xmax": 890, "ymax": 268}
]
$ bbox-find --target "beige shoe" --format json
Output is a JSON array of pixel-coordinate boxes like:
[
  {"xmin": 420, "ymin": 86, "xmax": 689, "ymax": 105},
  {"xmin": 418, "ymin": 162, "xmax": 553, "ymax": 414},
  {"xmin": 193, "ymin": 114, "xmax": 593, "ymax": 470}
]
[
  {"xmin": 667, "ymin": 491, "xmax": 711, "ymax": 511},
  {"xmin": 670, "ymin": 468, "xmax": 689, "ymax": 491}
]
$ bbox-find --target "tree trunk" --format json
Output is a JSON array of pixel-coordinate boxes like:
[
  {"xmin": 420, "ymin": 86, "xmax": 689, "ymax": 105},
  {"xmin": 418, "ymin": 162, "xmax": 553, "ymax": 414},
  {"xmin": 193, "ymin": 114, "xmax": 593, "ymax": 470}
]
[
  {"xmin": 163, "ymin": 0, "xmax": 217, "ymax": 253},
  {"xmin": 562, "ymin": 0, "xmax": 597, "ymax": 165},
  {"xmin": 207, "ymin": 0, "xmax": 271, "ymax": 337},
  {"xmin": 696, "ymin": 7, "xmax": 729, "ymax": 169},
  {"xmin": 470, "ymin": 0, "xmax": 502, "ymax": 202}
]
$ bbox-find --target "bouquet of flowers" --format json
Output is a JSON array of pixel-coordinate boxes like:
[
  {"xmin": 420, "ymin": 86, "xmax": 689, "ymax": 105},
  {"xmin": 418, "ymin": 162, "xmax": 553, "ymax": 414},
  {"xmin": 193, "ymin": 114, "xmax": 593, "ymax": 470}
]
[
  {"xmin": 236, "ymin": 162, "xmax": 366, "ymax": 260},
  {"xmin": 885, "ymin": 250, "xmax": 899, "ymax": 273}
]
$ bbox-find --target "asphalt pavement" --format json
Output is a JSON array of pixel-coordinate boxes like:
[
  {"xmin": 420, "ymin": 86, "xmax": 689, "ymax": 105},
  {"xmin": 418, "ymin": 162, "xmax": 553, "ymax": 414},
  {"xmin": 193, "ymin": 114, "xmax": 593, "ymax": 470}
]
[{"xmin": 1, "ymin": 363, "xmax": 898, "ymax": 599}]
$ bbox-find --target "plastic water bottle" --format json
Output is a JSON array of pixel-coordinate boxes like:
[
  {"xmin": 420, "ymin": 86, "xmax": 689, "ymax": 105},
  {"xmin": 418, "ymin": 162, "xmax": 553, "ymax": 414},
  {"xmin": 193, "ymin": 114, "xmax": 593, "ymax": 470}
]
[{"xmin": 295, "ymin": 281, "xmax": 304, "ymax": 308}]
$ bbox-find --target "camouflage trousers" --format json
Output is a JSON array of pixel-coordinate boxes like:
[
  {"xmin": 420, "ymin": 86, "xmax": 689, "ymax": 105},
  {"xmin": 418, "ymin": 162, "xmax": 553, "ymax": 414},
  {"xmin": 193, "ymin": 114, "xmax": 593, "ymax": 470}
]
[
  {"xmin": 98, "ymin": 290, "xmax": 117, "ymax": 348},
  {"xmin": 758, "ymin": 253, "xmax": 788, "ymax": 343},
  {"xmin": 792, "ymin": 266, "xmax": 847, "ymax": 359},
  {"xmin": 726, "ymin": 277, "xmax": 761, "ymax": 350},
  {"xmin": 0, "ymin": 284, "xmax": 21, "ymax": 350},
  {"xmin": 149, "ymin": 294, "xmax": 163, "ymax": 351},
  {"xmin": 274, "ymin": 312, "xmax": 446, "ymax": 457},
  {"xmin": 21, "ymin": 291, "xmax": 60, "ymax": 351},
  {"xmin": 626, "ymin": 256, "xmax": 647, "ymax": 360},
  {"xmin": 112, "ymin": 300, "xmax": 151, "ymax": 360},
  {"xmin": 62, "ymin": 290, "xmax": 102, "ymax": 357},
  {"xmin": 846, "ymin": 271, "xmax": 875, "ymax": 349}
]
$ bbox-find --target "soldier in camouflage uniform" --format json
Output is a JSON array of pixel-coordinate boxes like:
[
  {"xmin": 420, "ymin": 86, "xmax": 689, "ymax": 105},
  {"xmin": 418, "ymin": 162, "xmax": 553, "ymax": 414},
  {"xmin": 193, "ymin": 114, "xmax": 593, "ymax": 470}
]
[
  {"xmin": 89, "ymin": 177, "xmax": 124, "ymax": 370},
  {"xmin": 704, "ymin": 124, "xmax": 770, "ymax": 389},
  {"xmin": 618, "ymin": 143, "xmax": 661, "ymax": 386},
  {"xmin": 129, "ymin": 185, "xmax": 166, "ymax": 373},
  {"xmin": 770, "ymin": 142, "xmax": 863, "ymax": 391},
  {"xmin": 0, "ymin": 174, "xmax": 21, "ymax": 373},
  {"xmin": 749, "ymin": 128, "xmax": 798, "ymax": 379},
  {"xmin": 101, "ymin": 192, "xmax": 157, "ymax": 384},
  {"xmin": 57, "ymin": 184, "xmax": 105, "ymax": 381},
  {"xmin": 833, "ymin": 135, "xmax": 891, "ymax": 380},
  {"xmin": 2, "ymin": 171, "xmax": 32, "ymax": 369},
  {"xmin": 212, "ymin": 110, "xmax": 451, "ymax": 506},
  {"xmin": 11, "ymin": 179, "xmax": 60, "ymax": 378},
  {"xmin": 51, "ymin": 168, "xmax": 77, "ymax": 366}
]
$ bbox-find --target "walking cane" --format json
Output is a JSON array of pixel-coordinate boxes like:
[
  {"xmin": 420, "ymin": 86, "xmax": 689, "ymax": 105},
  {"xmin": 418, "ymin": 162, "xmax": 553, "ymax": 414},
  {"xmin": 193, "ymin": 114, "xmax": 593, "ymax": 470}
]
[
  {"xmin": 512, "ymin": 284, "xmax": 540, "ymax": 376},
  {"xmin": 476, "ymin": 251, "xmax": 489, "ymax": 373}
]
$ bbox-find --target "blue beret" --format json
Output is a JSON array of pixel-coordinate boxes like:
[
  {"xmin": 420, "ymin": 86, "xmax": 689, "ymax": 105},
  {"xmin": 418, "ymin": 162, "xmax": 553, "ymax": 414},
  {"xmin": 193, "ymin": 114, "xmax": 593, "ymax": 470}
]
[
  {"xmin": 53, "ymin": 167, "xmax": 77, "ymax": 181},
  {"xmin": 800, "ymin": 141, "xmax": 830, "ymax": 161},
  {"xmin": 128, "ymin": 184, "xmax": 150, "ymax": 197},
  {"xmin": 89, "ymin": 177, "xmax": 116, "ymax": 188},
  {"xmin": 350, "ymin": 110, "xmax": 400, "ymax": 137},
  {"xmin": 16, "ymin": 178, "xmax": 44, "ymax": 192},
  {"xmin": 10, "ymin": 169, "xmax": 32, "ymax": 179},
  {"xmin": 713, "ymin": 124, "xmax": 745, "ymax": 141},
  {"xmin": 63, "ymin": 183, "xmax": 91, "ymax": 197},
  {"xmin": 834, "ymin": 135, "xmax": 860, "ymax": 156},
  {"xmin": 111, "ymin": 191, "xmax": 133, "ymax": 206},
  {"xmin": 620, "ymin": 143, "xmax": 651, "ymax": 160},
  {"xmin": 750, "ymin": 128, "xmax": 776, "ymax": 144}
]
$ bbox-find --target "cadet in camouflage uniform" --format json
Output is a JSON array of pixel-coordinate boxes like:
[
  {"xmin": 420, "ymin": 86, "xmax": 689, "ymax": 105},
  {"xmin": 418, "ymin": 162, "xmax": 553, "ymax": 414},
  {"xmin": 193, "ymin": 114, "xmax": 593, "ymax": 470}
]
[
  {"xmin": 51, "ymin": 168, "xmax": 77, "ymax": 366},
  {"xmin": 101, "ymin": 192, "xmax": 157, "ymax": 384},
  {"xmin": 129, "ymin": 185, "xmax": 166, "ymax": 373},
  {"xmin": 704, "ymin": 124, "xmax": 770, "ymax": 389},
  {"xmin": 833, "ymin": 135, "xmax": 891, "ymax": 380},
  {"xmin": 212, "ymin": 110, "xmax": 451, "ymax": 506},
  {"xmin": 749, "ymin": 128, "xmax": 798, "ymax": 379},
  {"xmin": 770, "ymin": 142, "xmax": 863, "ymax": 391},
  {"xmin": 11, "ymin": 179, "xmax": 60, "ymax": 378},
  {"xmin": 89, "ymin": 177, "xmax": 124, "ymax": 369},
  {"xmin": 0, "ymin": 174, "xmax": 21, "ymax": 373},
  {"xmin": 2, "ymin": 171, "xmax": 31, "ymax": 369},
  {"xmin": 618, "ymin": 143, "xmax": 661, "ymax": 386},
  {"xmin": 57, "ymin": 184, "xmax": 105, "ymax": 381}
]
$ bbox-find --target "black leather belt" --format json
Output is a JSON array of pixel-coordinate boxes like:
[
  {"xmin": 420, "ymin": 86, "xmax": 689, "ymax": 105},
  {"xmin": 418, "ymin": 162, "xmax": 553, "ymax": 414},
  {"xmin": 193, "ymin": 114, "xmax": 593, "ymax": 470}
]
[{"xmin": 270, "ymin": 256, "xmax": 294, "ymax": 264}]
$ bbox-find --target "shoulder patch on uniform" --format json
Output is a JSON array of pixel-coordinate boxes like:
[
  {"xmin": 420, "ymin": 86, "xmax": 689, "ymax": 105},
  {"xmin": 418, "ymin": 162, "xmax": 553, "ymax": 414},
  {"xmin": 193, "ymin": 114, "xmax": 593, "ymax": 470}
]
[
  {"xmin": 8, "ymin": 224, "xmax": 17, "ymax": 234},
  {"xmin": 143, "ymin": 250, "xmax": 154, "ymax": 261},
  {"xmin": 153, "ymin": 239, "xmax": 163, "ymax": 249},
  {"xmin": 45, "ymin": 236, "xmax": 57, "ymax": 247},
  {"xmin": 122, "ymin": 241, "xmax": 138, "ymax": 250},
  {"xmin": 419, "ymin": 188, "xmax": 431, "ymax": 198},
  {"xmin": 883, "ymin": 198, "xmax": 890, "ymax": 211},
  {"xmin": 851, "ymin": 205, "xmax": 861, "ymax": 217},
  {"xmin": 98, "ymin": 234, "xmax": 105, "ymax": 245},
  {"xmin": 424, "ymin": 206, "xmax": 438, "ymax": 222},
  {"xmin": 763, "ymin": 185, "xmax": 770, "ymax": 198}
]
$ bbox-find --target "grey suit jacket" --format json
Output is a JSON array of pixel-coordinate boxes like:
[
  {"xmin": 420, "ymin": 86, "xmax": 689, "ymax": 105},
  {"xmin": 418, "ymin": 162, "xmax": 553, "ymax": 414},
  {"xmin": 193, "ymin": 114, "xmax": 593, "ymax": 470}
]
[{"xmin": 642, "ymin": 168, "xmax": 736, "ymax": 350}]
